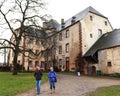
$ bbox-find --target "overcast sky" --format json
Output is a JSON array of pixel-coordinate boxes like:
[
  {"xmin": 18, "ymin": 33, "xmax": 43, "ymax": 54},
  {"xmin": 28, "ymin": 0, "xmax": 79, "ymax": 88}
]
[
  {"xmin": 47, "ymin": 0, "xmax": 120, "ymax": 29},
  {"xmin": 0, "ymin": 0, "xmax": 120, "ymax": 63}
]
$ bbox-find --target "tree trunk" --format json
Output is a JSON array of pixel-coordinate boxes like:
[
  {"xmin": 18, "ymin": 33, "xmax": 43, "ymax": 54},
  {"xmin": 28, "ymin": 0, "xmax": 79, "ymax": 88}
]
[
  {"xmin": 12, "ymin": 59, "xmax": 18, "ymax": 75},
  {"xmin": 12, "ymin": 50, "xmax": 19, "ymax": 75}
]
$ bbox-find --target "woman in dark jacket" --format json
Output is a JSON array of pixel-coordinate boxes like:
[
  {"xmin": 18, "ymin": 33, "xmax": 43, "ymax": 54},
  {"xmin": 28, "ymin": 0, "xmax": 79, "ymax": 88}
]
[{"xmin": 34, "ymin": 66, "xmax": 43, "ymax": 94}]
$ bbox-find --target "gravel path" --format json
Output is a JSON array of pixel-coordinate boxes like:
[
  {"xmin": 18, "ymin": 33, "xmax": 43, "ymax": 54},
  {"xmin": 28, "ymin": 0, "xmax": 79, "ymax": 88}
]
[{"xmin": 16, "ymin": 74, "xmax": 120, "ymax": 96}]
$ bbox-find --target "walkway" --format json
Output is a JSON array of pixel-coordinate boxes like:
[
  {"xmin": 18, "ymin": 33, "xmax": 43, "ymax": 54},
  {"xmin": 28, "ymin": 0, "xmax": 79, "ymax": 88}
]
[{"xmin": 16, "ymin": 74, "xmax": 120, "ymax": 96}]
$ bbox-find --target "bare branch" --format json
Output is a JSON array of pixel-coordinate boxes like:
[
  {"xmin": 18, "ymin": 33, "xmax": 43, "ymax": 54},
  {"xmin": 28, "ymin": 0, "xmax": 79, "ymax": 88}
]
[
  {"xmin": 0, "ymin": 10, "xmax": 17, "ymax": 38},
  {"xmin": 0, "ymin": 38, "xmax": 15, "ymax": 47},
  {"xmin": 0, "ymin": 46, "xmax": 14, "ymax": 51}
]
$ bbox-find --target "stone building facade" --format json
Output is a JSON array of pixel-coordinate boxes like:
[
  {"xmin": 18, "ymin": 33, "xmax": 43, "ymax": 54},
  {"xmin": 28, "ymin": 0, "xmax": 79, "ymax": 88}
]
[
  {"xmin": 9, "ymin": 6, "xmax": 114, "ymax": 73},
  {"xmin": 84, "ymin": 29, "xmax": 120, "ymax": 75},
  {"xmin": 53, "ymin": 6, "xmax": 113, "ymax": 72}
]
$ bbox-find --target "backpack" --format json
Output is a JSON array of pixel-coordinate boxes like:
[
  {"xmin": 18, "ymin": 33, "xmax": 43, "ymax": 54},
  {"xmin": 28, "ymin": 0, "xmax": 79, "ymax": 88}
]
[{"xmin": 54, "ymin": 72, "xmax": 57, "ymax": 82}]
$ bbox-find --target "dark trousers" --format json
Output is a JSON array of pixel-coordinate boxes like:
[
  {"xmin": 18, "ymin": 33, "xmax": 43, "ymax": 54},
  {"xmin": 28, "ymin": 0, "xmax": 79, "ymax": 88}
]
[{"xmin": 50, "ymin": 81, "xmax": 55, "ymax": 90}]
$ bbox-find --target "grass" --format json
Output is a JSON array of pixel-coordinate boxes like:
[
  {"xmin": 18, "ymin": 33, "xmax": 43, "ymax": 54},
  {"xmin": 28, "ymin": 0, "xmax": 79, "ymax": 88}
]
[
  {"xmin": 0, "ymin": 72, "xmax": 48, "ymax": 96},
  {"xmin": 89, "ymin": 86, "xmax": 120, "ymax": 96}
]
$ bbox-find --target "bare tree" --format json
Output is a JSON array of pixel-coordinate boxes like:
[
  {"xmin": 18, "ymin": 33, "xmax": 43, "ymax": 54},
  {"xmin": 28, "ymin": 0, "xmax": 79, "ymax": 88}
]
[
  {"xmin": 40, "ymin": 19, "xmax": 60, "ymax": 70},
  {"xmin": 0, "ymin": 0, "xmax": 48, "ymax": 75},
  {"xmin": 41, "ymin": 34, "xmax": 58, "ymax": 70}
]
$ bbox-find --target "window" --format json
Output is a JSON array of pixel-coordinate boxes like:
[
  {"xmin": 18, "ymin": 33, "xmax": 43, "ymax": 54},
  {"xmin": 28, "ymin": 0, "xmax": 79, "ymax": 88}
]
[
  {"xmin": 90, "ymin": 33, "xmax": 93, "ymax": 38},
  {"xmin": 59, "ymin": 59, "xmax": 62, "ymax": 67},
  {"xmin": 98, "ymin": 29, "xmax": 102, "ymax": 36},
  {"xmin": 66, "ymin": 30, "xmax": 69, "ymax": 38},
  {"xmin": 35, "ymin": 50, "xmax": 39, "ymax": 56},
  {"xmin": 90, "ymin": 16, "xmax": 93, "ymax": 21},
  {"xmin": 28, "ymin": 38, "xmax": 33, "ymax": 44},
  {"xmin": 36, "ymin": 40, "xmax": 41, "ymax": 45},
  {"xmin": 28, "ymin": 60, "xmax": 32, "ymax": 67},
  {"xmin": 107, "ymin": 62, "xmax": 112, "ymax": 67},
  {"xmin": 41, "ymin": 41, "xmax": 46, "ymax": 46},
  {"xmin": 59, "ymin": 46, "xmax": 62, "ymax": 54},
  {"xmin": 59, "ymin": 33, "xmax": 62, "ymax": 41},
  {"xmin": 66, "ymin": 43, "xmax": 69, "ymax": 52},
  {"xmin": 71, "ymin": 16, "xmax": 76, "ymax": 23},
  {"xmin": 105, "ymin": 21, "xmax": 107, "ymax": 26},
  {"xmin": 35, "ymin": 61, "xmax": 39, "ymax": 67},
  {"xmin": 29, "ymin": 49, "xmax": 33, "ymax": 56},
  {"xmin": 41, "ymin": 61, "xmax": 45, "ymax": 68},
  {"xmin": 61, "ymin": 22, "xmax": 65, "ymax": 29},
  {"xmin": 17, "ymin": 60, "xmax": 20, "ymax": 64}
]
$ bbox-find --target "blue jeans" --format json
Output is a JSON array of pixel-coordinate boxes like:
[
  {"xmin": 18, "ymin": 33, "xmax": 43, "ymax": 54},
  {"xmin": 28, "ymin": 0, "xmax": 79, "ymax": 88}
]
[
  {"xmin": 50, "ymin": 81, "xmax": 55, "ymax": 90},
  {"xmin": 36, "ymin": 80, "xmax": 42, "ymax": 93}
]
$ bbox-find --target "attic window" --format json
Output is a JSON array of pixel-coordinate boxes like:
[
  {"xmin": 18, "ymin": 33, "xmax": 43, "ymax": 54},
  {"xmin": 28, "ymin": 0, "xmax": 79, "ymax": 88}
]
[
  {"xmin": 90, "ymin": 33, "xmax": 93, "ymax": 38},
  {"xmin": 71, "ymin": 16, "xmax": 76, "ymax": 23},
  {"xmin": 61, "ymin": 23, "xmax": 65, "ymax": 28},
  {"xmin": 90, "ymin": 16, "xmax": 93, "ymax": 21},
  {"xmin": 105, "ymin": 21, "xmax": 107, "ymax": 26}
]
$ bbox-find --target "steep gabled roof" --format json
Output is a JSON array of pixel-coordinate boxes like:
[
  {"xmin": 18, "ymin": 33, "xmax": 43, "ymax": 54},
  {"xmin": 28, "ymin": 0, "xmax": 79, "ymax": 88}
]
[
  {"xmin": 84, "ymin": 29, "xmax": 120, "ymax": 57},
  {"xmin": 57, "ymin": 6, "xmax": 107, "ymax": 31}
]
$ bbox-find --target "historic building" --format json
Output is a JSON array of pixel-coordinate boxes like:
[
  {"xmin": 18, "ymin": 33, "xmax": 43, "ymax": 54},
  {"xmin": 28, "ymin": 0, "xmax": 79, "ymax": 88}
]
[
  {"xmin": 52, "ymin": 6, "xmax": 113, "ymax": 73},
  {"xmin": 84, "ymin": 29, "xmax": 120, "ymax": 75},
  {"xmin": 9, "ymin": 6, "xmax": 115, "ymax": 74},
  {"xmin": 9, "ymin": 27, "xmax": 46, "ymax": 71}
]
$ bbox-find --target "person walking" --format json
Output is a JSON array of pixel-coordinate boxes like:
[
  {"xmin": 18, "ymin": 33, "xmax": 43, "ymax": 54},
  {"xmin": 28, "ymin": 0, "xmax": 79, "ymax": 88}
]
[
  {"xmin": 34, "ymin": 66, "xmax": 43, "ymax": 95},
  {"xmin": 48, "ymin": 67, "xmax": 57, "ymax": 94}
]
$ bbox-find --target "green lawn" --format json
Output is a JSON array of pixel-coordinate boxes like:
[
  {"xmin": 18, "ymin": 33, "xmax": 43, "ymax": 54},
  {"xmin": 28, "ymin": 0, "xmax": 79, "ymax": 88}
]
[
  {"xmin": 0, "ymin": 72, "xmax": 48, "ymax": 96},
  {"xmin": 89, "ymin": 86, "xmax": 120, "ymax": 96}
]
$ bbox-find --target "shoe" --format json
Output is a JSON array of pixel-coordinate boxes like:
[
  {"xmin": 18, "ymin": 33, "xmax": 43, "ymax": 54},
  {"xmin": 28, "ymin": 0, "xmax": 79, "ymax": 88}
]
[
  {"xmin": 50, "ymin": 90, "xmax": 52, "ymax": 94},
  {"xmin": 37, "ymin": 93, "xmax": 40, "ymax": 95}
]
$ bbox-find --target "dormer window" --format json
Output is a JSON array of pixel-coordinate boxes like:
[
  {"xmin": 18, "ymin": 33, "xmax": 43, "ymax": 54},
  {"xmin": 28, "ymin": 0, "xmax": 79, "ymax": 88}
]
[
  {"xmin": 61, "ymin": 23, "xmax": 65, "ymax": 28},
  {"xmin": 71, "ymin": 16, "xmax": 76, "ymax": 23}
]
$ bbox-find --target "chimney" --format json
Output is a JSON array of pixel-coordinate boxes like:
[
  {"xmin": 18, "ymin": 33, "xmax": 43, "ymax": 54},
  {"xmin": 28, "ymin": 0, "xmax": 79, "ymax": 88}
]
[{"xmin": 61, "ymin": 18, "xmax": 64, "ymax": 24}]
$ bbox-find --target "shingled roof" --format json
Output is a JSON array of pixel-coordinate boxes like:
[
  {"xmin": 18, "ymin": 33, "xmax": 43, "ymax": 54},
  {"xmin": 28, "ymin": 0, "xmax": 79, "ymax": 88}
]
[
  {"xmin": 84, "ymin": 29, "xmax": 120, "ymax": 57},
  {"xmin": 57, "ymin": 6, "xmax": 107, "ymax": 31},
  {"xmin": 23, "ymin": 6, "xmax": 108, "ymax": 39}
]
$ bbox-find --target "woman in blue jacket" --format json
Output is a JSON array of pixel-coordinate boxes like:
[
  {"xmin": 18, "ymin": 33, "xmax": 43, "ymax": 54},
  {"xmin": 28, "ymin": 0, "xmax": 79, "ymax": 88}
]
[{"xmin": 48, "ymin": 67, "xmax": 57, "ymax": 94}]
